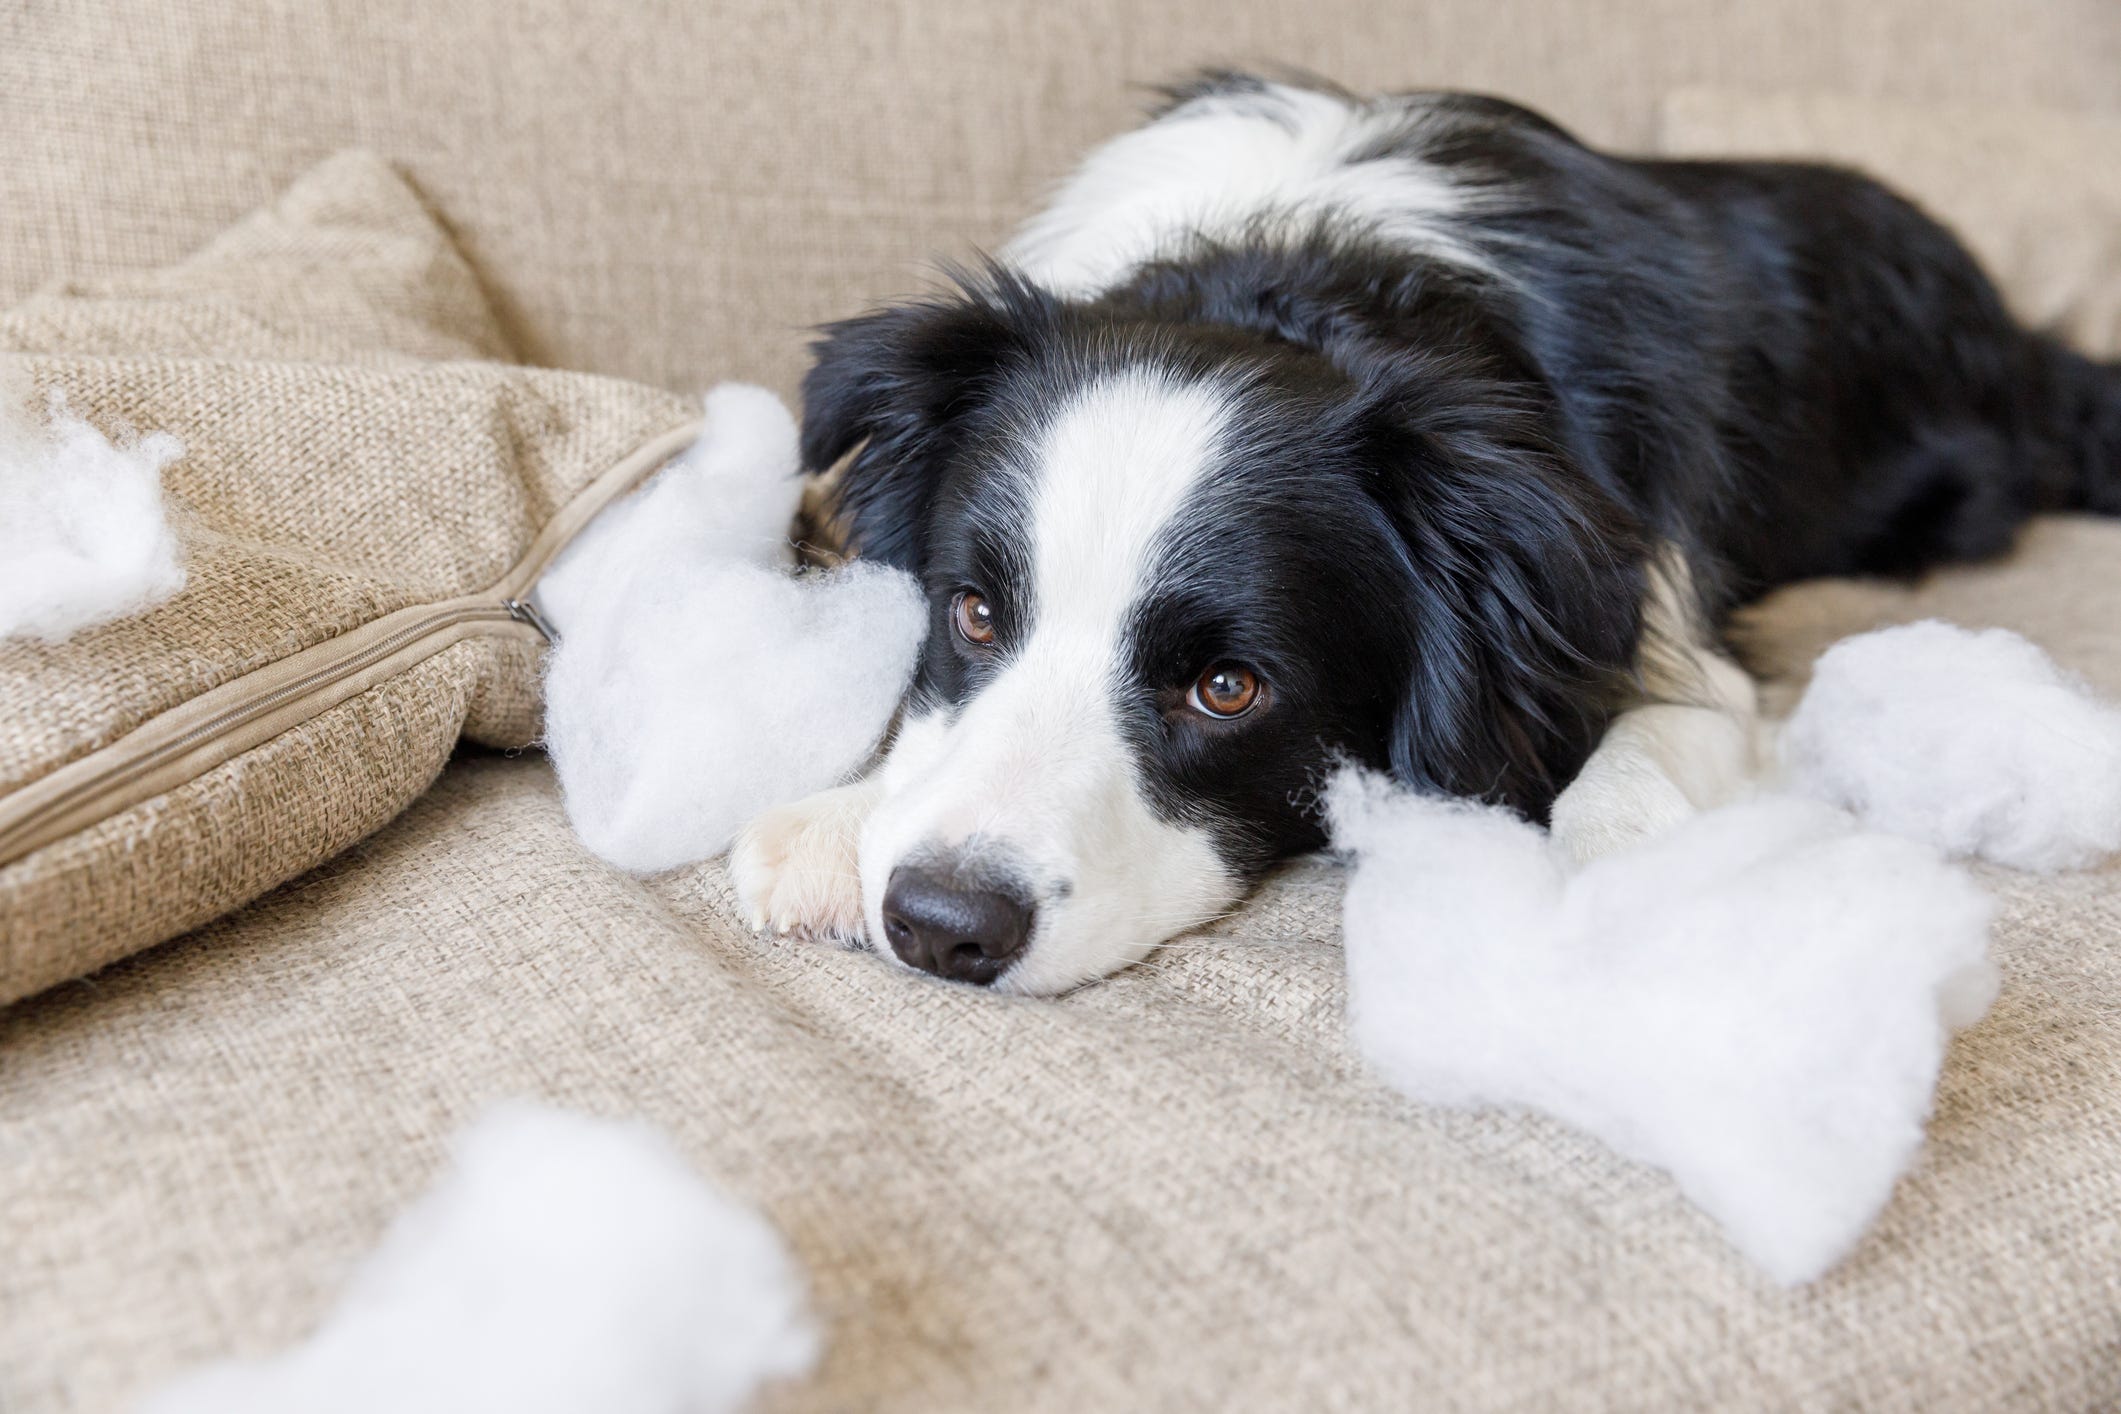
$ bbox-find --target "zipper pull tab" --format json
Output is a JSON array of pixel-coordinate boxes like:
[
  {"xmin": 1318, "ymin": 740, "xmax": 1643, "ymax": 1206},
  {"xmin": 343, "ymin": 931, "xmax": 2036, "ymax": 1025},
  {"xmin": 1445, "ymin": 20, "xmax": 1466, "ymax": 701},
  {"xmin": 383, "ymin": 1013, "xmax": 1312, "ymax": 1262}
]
[{"xmin": 502, "ymin": 597, "xmax": 560, "ymax": 644}]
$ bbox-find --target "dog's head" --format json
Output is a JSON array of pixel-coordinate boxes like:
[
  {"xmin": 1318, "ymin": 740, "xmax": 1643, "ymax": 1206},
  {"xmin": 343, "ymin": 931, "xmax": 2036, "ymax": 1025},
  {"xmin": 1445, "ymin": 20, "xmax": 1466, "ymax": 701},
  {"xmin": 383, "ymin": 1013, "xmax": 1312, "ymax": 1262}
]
[{"xmin": 805, "ymin": 261, "xmax": 1646, "ymax": 993}]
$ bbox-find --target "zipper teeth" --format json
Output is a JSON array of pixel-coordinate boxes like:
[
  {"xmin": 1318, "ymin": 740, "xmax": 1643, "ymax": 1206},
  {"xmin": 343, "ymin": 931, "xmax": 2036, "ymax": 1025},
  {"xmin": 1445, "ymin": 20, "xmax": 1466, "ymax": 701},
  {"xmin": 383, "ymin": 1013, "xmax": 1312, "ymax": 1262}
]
[
  {"xmin": 158, "ymin": 607, "xmax": 513, "ymax": 758},
  {"xmin": 495, "ymin": 420, "xmax": 705, "ymax": 598},
  {"xmin": 0, "ymin": 417, "xmax": 704, "ymax": 869},
  {"xmin": 0, "ymin": 605, "xmax": 516, "ymax": 856}
]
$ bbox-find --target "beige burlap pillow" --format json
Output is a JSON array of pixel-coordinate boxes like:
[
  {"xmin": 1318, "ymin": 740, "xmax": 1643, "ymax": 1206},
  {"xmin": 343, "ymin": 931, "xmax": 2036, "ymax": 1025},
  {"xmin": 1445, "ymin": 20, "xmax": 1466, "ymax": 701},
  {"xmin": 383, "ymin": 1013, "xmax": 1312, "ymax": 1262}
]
[
  {"xmin": 0, "ymin": 152, "xmax": 698, "ymax": 1004},
  {"xmin": 1658, "ymin": 90, "xmax": 2121, "ymax": 358}
]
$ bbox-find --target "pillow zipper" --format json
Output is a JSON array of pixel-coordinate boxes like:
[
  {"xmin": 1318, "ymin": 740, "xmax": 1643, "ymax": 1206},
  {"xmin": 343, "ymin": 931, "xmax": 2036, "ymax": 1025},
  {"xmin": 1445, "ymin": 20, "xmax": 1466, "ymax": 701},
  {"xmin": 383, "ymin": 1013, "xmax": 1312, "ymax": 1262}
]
[{"xmin": 0, "ymin": 418, "xmax": 702, "ymax": 871}]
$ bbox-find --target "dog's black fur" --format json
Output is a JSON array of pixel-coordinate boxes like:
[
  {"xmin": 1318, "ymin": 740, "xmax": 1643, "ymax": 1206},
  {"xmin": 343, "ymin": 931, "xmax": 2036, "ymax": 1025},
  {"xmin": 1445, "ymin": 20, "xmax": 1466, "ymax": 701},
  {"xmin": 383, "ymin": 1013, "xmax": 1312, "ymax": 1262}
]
[{"xmin": 802, "ymin": 77, "xmax": 2121, "ymax": 876}]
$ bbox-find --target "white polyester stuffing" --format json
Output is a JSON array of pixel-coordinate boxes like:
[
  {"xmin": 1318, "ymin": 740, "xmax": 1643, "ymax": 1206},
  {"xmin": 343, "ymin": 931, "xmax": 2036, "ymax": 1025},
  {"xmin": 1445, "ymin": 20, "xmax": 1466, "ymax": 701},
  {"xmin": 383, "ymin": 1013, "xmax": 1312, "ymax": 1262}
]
[
  {"xmin": 137, "ymin": 1102, "xmax": 819, "ymax": 1414},
  {"xmin": 0, "ymin": 378, "xmax": 185, "ymax": 643},
  {"xmin": 1782, "ymin": 620, "xmax": 2121, "ymax": 871},
  {"xmin": 538, "ymin": 384, "xmax": 926, "ymax": 873},
  {"xmin": 1326, "ymin": 769, "xmax": 1998, "ymax": 1286}
]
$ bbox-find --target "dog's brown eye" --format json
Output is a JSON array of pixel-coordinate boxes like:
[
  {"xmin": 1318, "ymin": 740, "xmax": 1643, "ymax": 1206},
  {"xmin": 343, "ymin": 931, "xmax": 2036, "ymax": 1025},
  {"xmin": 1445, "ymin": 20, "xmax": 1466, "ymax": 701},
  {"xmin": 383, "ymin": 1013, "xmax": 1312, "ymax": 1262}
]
[
  {"xmin": 1188, "ymin": 663, "xmax": 1261, "ymax": 719},
  {"xmin": 952, "ymin": 590, "xmax": 997, "ymax": 646}
]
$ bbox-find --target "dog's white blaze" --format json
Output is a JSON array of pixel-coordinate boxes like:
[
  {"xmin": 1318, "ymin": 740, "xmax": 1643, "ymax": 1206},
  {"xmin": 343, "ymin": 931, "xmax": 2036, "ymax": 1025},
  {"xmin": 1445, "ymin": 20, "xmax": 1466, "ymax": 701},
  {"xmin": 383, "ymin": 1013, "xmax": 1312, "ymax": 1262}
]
[
  {"xmin": 1026, "ymin": 371, "xmax": 1231, "ymax": 634},
  {"xmin": 1004, "ymin": 81, "xmax": 1491, "ymax": 299},
  {"xmin": 858, "ymin": 371, "xmax": 1242, "ymax": 993}
]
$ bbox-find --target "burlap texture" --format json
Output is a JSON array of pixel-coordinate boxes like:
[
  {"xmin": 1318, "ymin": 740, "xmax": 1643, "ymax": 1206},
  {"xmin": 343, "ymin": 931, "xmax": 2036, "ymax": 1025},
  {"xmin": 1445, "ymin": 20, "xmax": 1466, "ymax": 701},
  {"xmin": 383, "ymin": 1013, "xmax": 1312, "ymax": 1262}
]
[
  {"xmin": 1660, "ymin": 91, "xmax": 2121, "ymax": 357},
  {"xmin": 5, "ymin": 516, "xmax": 2119, "ymax": 1411},
  {"xmin": 0, "ymin": 152, "xmax": 695, "ymax": 1004},
  {"xmin": 0, "ymin": 147, "xmax": 514, "ymax": 366},
  {"xmin": 4, "ymin": 2, "xmax": 2117, "ymax": 396}
]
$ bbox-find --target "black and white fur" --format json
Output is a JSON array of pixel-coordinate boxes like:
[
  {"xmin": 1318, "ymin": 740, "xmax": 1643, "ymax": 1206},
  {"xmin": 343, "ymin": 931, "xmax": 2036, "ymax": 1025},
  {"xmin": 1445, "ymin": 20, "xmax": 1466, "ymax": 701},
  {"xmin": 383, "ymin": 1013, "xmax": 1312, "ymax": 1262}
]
[{"xmin": 733, "ymin": 73, "xmax": 2121, "ymax": 994}]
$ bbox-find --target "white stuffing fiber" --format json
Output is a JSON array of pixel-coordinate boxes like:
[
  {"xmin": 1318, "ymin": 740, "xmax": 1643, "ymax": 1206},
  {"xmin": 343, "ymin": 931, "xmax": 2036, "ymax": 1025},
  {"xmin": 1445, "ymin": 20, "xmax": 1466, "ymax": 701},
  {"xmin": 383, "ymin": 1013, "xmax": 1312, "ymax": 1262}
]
[
  {"xmin": 539, "ymin": 383, "xmax": 926, "ymax": 873},
  {"xmin": 0, "ymin": 375, "xmax": 185, "ymax": 643},
  {"xmin": 1782, "ymin": 620, "xmax": 2121, "ymax": 872},
  {"xmin": 1327, "ymin": 769, "xmax": 1998, "ymax": 1286},
  {"xmin": 137, "ymin": 1101, "xmax": 819, "ymax": 1414}
]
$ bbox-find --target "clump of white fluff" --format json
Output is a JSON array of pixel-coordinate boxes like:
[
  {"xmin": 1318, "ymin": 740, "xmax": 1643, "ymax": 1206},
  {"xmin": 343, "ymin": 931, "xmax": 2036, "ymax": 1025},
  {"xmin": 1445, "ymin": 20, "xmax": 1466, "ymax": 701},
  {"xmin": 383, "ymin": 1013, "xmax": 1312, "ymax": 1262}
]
[
  {"xmin": 138, "ymin": 1102, "xmax": 819, "ymax": 1414},
  {"xmin": 1782, "ymin": 620, "xmax": 2121, "ymax": 872},
  {"xmin": 1326, "ymin": 769, "xmax": 1997, "ymax": 1286},
  {"xmin": 0, "ymin": 376, "xmax": 185, "ymax": 643},
  {"xmin": 538, "ymin": 383, "xmax": 926, "ymax": 873}
]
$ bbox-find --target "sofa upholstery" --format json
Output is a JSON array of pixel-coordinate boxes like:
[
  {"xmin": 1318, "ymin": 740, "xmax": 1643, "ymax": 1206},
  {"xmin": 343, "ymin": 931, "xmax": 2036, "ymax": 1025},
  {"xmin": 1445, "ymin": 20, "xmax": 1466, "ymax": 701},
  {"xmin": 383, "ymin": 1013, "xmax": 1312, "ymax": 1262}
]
[
  {"xmin": 5, "ymin": 4, "xmax": 2121, "ymax": 1411},
  {"xmin": 6, "ymin": 1, "xmax": 2119, "ymax": 395}
]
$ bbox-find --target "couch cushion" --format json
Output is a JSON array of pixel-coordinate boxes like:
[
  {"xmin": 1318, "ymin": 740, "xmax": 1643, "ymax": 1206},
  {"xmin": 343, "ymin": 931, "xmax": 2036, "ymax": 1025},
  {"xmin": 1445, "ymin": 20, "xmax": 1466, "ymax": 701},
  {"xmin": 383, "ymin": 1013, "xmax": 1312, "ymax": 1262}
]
[
  {"xmin": 0, "ymin": 152, "xmax": 696, "ymax": 1004},
  {"xmin": 0, "ymin": 149, "xmax": 515, "ymax": 366}
]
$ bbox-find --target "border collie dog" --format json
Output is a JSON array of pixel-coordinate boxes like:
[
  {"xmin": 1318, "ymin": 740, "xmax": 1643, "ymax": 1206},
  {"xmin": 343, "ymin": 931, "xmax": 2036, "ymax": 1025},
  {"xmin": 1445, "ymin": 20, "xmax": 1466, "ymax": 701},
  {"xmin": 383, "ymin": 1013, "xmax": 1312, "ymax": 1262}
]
[{"xmin": 734, "ymin": 72, "xmax": 2121, "ymax": 994}]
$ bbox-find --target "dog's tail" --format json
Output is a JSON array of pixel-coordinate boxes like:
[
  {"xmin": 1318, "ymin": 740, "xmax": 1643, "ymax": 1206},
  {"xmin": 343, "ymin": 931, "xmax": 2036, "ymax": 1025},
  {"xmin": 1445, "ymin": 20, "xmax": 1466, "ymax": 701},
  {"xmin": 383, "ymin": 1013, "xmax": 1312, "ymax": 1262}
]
[{"xmin": 2042, "ymin": 341, "xmax": 2121, "ymax": 516}]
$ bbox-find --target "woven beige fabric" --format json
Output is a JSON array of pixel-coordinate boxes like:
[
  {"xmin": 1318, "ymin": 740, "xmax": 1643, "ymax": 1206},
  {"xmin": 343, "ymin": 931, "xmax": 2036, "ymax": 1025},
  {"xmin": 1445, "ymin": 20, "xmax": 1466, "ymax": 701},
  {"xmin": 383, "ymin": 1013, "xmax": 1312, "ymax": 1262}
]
[
  {"xmin": 0, "ymin": 148, "xmax": 514, "ymax": 366},
  {"xmin": 4, "ymin": 2, "xmax": 2118, "ymax": 396},
  {"xmin": 0, "ymin": 152, "xmax": 694, "ymax": 1004},
  {"xmin": 5, "ymin": 516, "xmax": 2119, "ymax": 1411},
  {"xmin": 1660, "ymin": 91, "xmax": 2121, "ymax": 358}
]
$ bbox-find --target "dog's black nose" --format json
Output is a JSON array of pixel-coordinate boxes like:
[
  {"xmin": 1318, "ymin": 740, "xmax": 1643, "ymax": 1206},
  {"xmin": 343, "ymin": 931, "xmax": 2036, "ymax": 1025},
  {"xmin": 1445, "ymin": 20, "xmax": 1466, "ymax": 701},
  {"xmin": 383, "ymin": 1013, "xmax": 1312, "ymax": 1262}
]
[{"xmin": 881, "ymin": 866, "xmax": 1033, "ymax": 985}]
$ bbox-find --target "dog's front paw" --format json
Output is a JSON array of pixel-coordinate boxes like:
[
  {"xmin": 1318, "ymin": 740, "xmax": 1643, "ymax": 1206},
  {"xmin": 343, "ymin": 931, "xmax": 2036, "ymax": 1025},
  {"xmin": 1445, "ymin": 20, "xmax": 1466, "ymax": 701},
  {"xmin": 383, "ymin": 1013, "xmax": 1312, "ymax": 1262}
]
[
  {"xmin": 729, "ymin": 781, "xmax": 879, "ymax": 943},
  {"xmin": 1550, "ymin": 700, "xmax": 1754, "ymax": 867},
  {"xmin": 1548, "ymin": 748, "xmax": 1700, "ymax": 867}
]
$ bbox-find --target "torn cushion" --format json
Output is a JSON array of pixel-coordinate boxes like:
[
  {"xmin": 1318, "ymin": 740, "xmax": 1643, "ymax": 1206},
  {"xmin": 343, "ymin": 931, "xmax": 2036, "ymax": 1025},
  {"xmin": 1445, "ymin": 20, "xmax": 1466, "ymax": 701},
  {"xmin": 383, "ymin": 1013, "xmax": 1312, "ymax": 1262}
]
[{"xmin": 0, "ymin": 151, "xmax": 697, "ymax": 1004}]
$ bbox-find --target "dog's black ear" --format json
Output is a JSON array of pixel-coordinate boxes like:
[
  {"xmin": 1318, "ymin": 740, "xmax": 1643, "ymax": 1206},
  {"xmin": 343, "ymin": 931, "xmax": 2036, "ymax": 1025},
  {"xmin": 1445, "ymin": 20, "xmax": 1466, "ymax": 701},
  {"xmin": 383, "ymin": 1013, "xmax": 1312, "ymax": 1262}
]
[
  {"xmin": 1352, "ymin": 355, "xmax": 1651, "ymax": 822},
  {"xmin": 801, "ymin": 272, "xmax": 1052, "ymax": 572}
]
